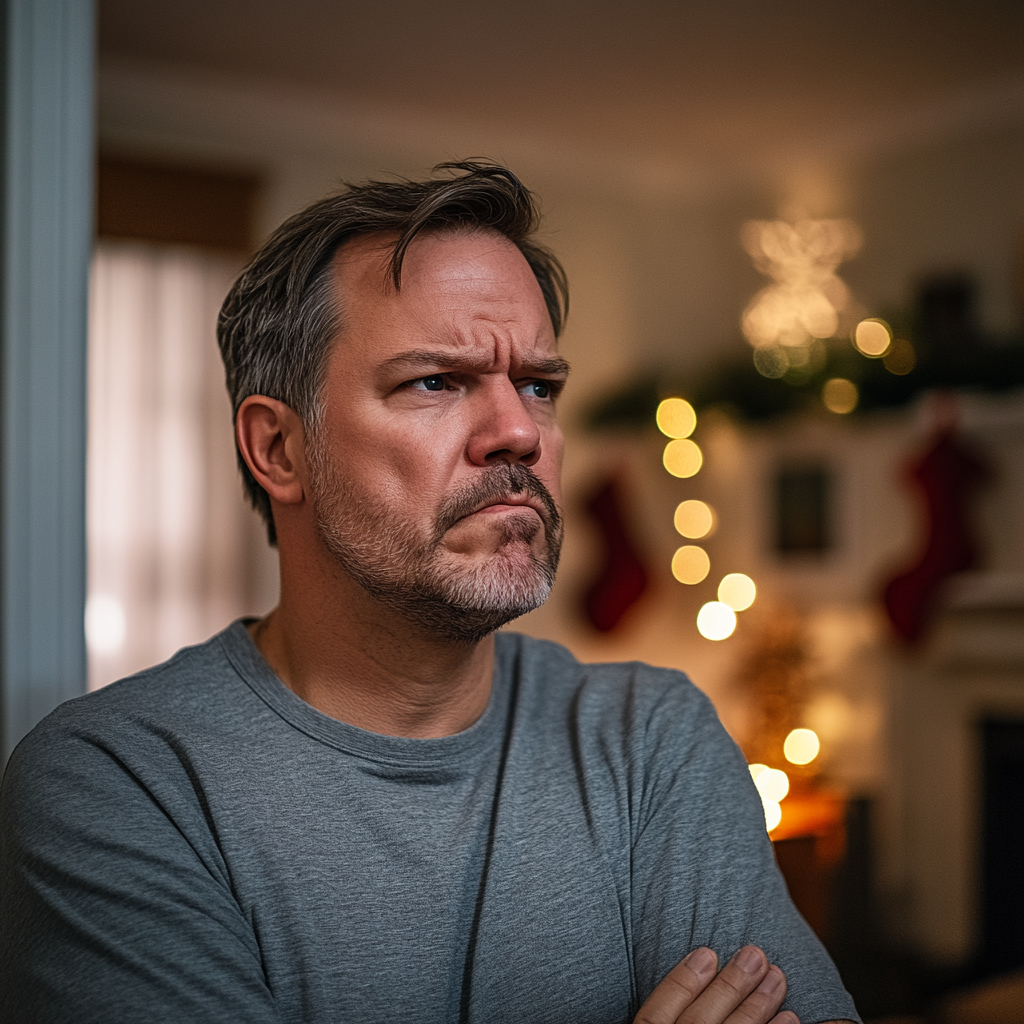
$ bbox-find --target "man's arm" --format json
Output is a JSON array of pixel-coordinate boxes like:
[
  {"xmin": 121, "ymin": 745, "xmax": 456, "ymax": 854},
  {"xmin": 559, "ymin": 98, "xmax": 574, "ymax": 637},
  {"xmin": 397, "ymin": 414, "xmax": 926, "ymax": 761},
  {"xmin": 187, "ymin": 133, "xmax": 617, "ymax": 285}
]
[
  {"xmin": 627, "ymin": 682, "xmax": 861, "ymax": 1023},
  {"xmin": 0, "ymin": 716, "xmax": 282, "ymax": 1023}
]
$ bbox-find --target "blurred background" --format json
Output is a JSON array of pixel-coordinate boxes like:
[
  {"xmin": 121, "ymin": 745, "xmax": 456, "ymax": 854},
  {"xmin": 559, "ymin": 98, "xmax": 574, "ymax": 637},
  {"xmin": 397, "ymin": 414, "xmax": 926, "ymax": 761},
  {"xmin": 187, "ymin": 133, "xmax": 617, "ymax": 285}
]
[{"xmin": 7, "ymin": 1, "xmax": 1024, "ymax": 1021}]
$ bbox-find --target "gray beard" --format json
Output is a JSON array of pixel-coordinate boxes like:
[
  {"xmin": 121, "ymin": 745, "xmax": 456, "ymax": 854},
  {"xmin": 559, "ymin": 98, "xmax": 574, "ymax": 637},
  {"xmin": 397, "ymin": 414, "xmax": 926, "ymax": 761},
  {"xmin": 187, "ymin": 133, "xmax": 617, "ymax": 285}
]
[{"xmin": 307, "ymin": 445, "xmax": 563, "ymax": 645}]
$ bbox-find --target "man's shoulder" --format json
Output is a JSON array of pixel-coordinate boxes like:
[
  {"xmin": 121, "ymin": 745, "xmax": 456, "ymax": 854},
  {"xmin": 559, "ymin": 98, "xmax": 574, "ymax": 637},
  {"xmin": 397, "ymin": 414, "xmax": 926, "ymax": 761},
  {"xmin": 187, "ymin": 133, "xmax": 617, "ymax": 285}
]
[
  {"xmin": 497, "ymin": 630, "xmax": 719, "ymax": 731},
  {"xmin": 4, "ymin": 622, "xmax": 251, "ymax": 779}
]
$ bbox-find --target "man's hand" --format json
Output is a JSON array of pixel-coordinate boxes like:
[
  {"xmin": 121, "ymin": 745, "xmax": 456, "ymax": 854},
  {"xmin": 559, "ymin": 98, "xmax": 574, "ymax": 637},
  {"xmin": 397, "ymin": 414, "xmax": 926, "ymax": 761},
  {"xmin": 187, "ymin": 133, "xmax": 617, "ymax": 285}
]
[{"xmin": 634, "ymin": 945, "xmax": 796, "ymax": 1024}]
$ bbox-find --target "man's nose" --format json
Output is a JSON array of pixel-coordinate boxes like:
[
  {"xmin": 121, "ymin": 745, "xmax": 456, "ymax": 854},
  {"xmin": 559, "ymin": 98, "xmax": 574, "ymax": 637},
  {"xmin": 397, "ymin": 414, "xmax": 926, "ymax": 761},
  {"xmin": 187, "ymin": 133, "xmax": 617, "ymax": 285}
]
[{"xmin": 466, "ymin": 378, "xmax": 542, "ymax": 467}]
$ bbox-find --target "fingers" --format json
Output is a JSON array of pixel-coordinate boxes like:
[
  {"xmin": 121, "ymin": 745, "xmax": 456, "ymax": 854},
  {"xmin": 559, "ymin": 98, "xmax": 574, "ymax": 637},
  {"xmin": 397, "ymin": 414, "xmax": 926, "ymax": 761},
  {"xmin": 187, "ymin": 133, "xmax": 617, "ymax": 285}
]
[
  {"xmin": 678, "ymin": 945, "xmax": 769, "ymax": 1023},
  {"xmin": 633, "ymin": 947, "xmax": 719, "ymax": 1024},
  {"xmin": 634, "ymin": 946, "xmax": 793, "ymax": 1024},
  {"xmin": 723, "ymin": 966, "xmax": 789, "ymax": 1024}
]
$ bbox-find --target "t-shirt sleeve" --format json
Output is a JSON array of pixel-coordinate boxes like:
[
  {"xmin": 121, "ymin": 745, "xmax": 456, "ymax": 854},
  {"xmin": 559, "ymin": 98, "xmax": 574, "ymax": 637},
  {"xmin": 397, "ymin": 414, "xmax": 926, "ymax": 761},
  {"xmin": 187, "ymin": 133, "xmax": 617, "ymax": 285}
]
[
  {"xmin": 0, "ymin": 710, "xmax": 282, "ymax": 1024},
  {"xmin": 628, "ymin": 681, "xmax": 861, "ymax": 1024}
]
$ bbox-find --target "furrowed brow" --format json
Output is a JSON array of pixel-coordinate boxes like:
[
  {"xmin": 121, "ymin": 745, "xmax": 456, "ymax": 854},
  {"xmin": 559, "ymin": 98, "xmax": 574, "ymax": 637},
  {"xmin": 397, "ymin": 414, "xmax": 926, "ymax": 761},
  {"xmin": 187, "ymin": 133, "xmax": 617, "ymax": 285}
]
[
  {"xmin": 382, "ymin": 350, "xmax": 570, "ymax": 378},
  {"xmin": 523, "ymin": 357, "xmax": 571, "ymax": 378}
]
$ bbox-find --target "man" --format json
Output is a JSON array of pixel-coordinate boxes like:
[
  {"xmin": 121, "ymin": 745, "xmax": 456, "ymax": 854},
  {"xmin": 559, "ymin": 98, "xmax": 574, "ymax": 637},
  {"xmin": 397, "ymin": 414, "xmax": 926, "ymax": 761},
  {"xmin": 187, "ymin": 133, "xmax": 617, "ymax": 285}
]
[{"xmin": 0, "ymin": 163, "xmax": 858, "ymax": 1023}]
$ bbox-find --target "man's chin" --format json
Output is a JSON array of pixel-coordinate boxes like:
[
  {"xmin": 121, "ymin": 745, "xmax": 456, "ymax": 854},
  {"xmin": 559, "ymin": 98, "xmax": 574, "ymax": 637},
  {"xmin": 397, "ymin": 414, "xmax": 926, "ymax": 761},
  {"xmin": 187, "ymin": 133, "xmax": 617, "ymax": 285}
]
[
  {"xmin": 442, "ymin": 512, "xmax": 545, "ymax": 557},
  {"xmin": 395, "ymin": 553, "xmax": 555, "ymax": 644}
]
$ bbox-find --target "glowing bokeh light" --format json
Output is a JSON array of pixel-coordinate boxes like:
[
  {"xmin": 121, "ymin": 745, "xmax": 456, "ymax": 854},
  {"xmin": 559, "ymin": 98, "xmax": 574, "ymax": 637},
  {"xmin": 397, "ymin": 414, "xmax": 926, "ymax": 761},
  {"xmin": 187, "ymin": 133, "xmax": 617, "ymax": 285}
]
[
  {"xmin": 85, "ymin": 594, "xmax": 126, "ymax": 654},
  {"xmin": 784, "ymin": 728, "xmax": 821, "ymax": 765},
  {"xmin": 674, "ymin": 499, "xmax": 715, "ymax": 539},
  {"xmin": 884, "ymin": 338, "xmax": 916, "ymax": 375},
  {"xmin": 656, "ymin": 397, "xmax": 697, "ymax": 439},
  {"xmin": 753, "ymin": 345, "xmax": 788, "ymax": 379},
  {"xmin": 822, "ymin": 377, "xmax": 858, "ymax": 414},
  {"xmin": 671, "ymin": 545, "xmax": 710, "ymax": 585},
  {"xmin": 748, "ymin": 763, "xmax": 769, "ymax": 782},
  {"xmin": 754, "ymin": 767, "xmax": 790, "ymax": 803},
  {"xmin": 663, "ymin": 438, "xmax": 703, "ymax": 478},
  {"xmin": 696, "ymin": 601, "xmax": 737, "ymax": 640},
  {"xmin": 763, "ymin": 799, "xmax": 783, "ymax": 832},
  {"xmin": 740, "ymin": 218, "xmax": 862, "ymax": 349},
  {"xmin": 718, "ymin": 573, "xmax": 756, "ymax": 611},
  {"xmin": 854, "ymin": 318, "xmax": 891, "ymax": 357}
]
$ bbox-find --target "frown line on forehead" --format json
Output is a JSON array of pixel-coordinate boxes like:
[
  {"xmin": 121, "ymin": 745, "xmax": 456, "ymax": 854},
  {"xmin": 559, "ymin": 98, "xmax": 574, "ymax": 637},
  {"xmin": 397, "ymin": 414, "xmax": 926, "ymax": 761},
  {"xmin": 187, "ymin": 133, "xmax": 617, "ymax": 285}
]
[{"xmin": 381, "ymin": 349, "xmax": 571, "ymax": 377}]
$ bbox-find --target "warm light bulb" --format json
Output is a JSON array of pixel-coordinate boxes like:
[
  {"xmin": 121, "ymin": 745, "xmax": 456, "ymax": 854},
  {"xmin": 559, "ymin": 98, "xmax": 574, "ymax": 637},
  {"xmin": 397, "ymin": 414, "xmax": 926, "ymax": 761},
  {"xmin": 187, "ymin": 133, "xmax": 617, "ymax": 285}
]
[
  {"xmin": 718, "ymin": 573, "xmax": 756, "ymax": 612},
  {"xmin": 784, "ymin": 728, "xmax": 820, "ymax": 765},
  {"xmin": 754, "ymin": 767, "xmax": 790, "ymax": 803},
  {"xmin": 671, "ymin": 545, "xmax": 710, "ymax": 585},
  {"xmin": 854, "ymin": 318, "xmax": 891, "ymax": 357},
  {"xmin": 656, "ymin": 397, "xmax": 697, "ymax": 439},
  {"xmin": 696, "ymin": 601, "xmax": 736, "ymax": 640},
  {"xmin": 763, "ymin": 799, "xmax": 782, "ymax": 832},
  {"xmin": 748, "ymin": 763, "xmax": 769, "ymax": 782},
  {"xmin": 674, "ymin": 500, "xmax": 715, "ymax": 539},
  {"xmin": 663, "ymin": 439, "xmax": 703, "ymax": 478},
  {"xmin": 822, "ymin": 377, "xmax": 858, "ymax": 414}
]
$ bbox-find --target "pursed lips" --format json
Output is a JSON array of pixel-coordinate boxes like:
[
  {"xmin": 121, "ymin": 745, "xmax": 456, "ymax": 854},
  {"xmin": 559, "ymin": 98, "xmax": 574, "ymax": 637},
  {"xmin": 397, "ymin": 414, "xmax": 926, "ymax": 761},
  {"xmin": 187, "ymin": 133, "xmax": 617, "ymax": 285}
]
[{"xmin": 469, "ymin": 495, "xmax": 544, "ymax": 518}]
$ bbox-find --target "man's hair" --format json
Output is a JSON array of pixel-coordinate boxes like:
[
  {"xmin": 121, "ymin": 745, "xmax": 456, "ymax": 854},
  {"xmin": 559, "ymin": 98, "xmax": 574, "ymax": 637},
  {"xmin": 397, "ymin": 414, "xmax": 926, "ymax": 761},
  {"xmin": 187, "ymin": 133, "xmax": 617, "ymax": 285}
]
[{"xmin": 217, "ymin": 160, "xmax": 569, "ymax": 545}]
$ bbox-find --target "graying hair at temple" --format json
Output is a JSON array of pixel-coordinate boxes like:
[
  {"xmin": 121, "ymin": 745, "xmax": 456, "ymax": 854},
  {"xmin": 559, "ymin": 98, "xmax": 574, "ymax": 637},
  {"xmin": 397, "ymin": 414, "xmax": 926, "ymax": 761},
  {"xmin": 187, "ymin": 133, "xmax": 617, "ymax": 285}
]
[{"xmin": 216, "ymin": 161, "xmax": 570, "ymax": 545}]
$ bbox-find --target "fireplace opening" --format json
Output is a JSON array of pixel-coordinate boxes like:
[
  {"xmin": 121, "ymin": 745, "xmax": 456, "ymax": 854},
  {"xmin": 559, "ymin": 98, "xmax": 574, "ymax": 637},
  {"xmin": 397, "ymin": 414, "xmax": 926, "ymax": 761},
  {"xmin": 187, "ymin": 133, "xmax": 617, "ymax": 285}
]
[{"xmin": 980, "ymin": 717, "xmax": 1024, "ymax": 975}]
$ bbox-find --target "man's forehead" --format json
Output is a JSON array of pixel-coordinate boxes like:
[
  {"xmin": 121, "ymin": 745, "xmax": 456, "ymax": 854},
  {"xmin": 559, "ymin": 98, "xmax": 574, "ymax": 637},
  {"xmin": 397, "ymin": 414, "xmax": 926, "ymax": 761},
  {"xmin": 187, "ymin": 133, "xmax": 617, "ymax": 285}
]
[
  {"xmin": 332, "ymin": 227, "xmax": 538, "ymax": 300},
  {"xmin": 329, "ymin": 228, "xmax": 558, "ymax": 360}
]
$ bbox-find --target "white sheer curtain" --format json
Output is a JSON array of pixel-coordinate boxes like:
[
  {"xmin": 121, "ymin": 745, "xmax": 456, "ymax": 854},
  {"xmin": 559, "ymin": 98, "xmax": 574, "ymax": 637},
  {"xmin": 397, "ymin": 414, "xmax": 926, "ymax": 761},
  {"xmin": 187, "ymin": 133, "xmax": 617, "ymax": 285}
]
[{"xmin": 87, "ymin": 241, "xmax": 278, "ymax": 690}]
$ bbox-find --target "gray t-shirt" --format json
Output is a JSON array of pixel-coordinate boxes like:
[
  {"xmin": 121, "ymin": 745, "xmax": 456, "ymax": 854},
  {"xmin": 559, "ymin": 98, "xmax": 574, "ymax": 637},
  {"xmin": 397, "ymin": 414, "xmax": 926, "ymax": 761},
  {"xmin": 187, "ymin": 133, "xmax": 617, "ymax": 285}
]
[{"xmin": 0, "ymin": 623, "xmax": 859, "ymax": 1024}]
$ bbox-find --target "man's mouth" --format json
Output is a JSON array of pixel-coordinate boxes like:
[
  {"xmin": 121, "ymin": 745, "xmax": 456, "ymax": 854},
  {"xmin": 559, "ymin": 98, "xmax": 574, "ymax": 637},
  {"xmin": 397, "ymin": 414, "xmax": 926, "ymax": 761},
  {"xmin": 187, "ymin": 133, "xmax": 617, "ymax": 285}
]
[
  {"xmin": 433, "ymin": 463, "xmax": 562, "ymax": 543},
  {"xmin": 468, "ymin": 495, "xmax": 545, "ymax": 518}
]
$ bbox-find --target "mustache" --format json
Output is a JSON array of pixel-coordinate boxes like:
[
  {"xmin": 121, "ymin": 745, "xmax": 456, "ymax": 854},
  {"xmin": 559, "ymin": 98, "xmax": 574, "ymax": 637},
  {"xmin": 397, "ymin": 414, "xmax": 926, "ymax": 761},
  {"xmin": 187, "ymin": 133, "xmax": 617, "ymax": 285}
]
[{"xmin": 433, "ymin": 463, "xmax": 562, "ymax": 540}]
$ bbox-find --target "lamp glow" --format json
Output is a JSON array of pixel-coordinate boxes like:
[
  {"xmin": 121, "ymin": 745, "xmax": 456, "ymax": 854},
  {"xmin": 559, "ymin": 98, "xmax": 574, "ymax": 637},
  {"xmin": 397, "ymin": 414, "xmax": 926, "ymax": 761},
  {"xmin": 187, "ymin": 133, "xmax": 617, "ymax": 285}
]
[{"xmin": 763, "ymin": 799, "xmax": 783, "ymax": 832}]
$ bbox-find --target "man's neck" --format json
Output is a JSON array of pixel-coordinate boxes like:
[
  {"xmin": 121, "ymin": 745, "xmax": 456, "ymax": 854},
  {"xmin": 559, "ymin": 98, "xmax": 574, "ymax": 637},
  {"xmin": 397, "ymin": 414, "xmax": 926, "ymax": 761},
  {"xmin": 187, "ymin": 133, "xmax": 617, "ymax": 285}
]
[{"xmin": 248, "ymin": 556, "xmax": 496, "ymax": 739}]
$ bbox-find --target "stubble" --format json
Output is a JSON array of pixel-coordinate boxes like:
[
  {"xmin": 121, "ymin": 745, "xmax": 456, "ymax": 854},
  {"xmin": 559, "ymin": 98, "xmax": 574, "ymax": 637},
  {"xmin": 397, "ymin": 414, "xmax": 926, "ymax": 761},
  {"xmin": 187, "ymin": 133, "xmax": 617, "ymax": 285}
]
[{"xmin": 306, "ymin": 439, "xmax": 563, "ymax": 644}]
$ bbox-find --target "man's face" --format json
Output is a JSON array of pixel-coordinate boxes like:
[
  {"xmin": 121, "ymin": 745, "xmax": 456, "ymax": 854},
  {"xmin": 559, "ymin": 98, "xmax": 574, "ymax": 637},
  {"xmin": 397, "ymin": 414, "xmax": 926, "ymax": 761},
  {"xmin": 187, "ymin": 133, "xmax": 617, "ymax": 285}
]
[{"xmin": 306, "ymin": 228, "xmax": 567, "ymax": 643}]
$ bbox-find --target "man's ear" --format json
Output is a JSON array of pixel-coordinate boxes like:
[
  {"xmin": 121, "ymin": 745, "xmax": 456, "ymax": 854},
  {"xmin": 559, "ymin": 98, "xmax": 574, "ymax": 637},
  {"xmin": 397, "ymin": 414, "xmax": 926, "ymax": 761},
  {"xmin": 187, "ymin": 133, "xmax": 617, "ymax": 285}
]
[{"xmin": 236, "ymin": 396, "xmax": 308, "ymax": 506}]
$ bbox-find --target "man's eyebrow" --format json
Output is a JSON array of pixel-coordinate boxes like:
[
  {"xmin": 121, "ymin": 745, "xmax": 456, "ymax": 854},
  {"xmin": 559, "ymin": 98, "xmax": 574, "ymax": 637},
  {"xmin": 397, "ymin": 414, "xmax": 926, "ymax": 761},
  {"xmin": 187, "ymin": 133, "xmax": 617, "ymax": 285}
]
[{"xmin": 382, "ymin": 350, "xmax": 571, "ymax": 377}]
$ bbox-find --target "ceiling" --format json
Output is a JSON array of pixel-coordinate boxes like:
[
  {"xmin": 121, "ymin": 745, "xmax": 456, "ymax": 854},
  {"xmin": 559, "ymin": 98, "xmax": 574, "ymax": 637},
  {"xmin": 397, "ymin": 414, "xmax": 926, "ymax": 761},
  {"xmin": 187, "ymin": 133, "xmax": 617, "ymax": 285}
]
[{"xmin": 99, "ymin": 0, "xmax": 1024, "ymax": 171}]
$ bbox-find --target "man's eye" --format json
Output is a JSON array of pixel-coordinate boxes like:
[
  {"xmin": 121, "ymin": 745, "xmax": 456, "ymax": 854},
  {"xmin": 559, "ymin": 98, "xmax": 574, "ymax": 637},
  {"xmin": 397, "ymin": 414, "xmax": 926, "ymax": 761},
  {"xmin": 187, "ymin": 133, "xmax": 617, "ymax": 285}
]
[
  {"xmin": 412, "ymin": 375, "xmax": 446, "ymax": 392},
  {"xmin": 523, "ymin": 381, "xmax": 552, "ymax": 399}
]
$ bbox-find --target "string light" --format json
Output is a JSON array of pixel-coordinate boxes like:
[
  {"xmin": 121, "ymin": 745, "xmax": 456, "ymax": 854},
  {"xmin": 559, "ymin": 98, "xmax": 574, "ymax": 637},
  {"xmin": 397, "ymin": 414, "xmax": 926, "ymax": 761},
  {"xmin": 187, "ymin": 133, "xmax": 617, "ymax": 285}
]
[
  {"xmin": 753, "ymin": 767, "xmax": 790, "ymax": 802},
  {"xmin": 784, "ymin": 728, "xmax": 821, "ymax": 765},
  {"xmin": 853, "ymin": 318, "xmax": 891, "ymax": 357},
  {"xmin": 674, "ymin": 500, "xmax": 715, "ymax": 539},
  {"xmin": 764, "ymin": 800, "xmax": 783, "ymax": 831},
  {"xmin": 656, "ymin": 398, "xmax": 697, "ymax": 439},
  {"xmin": 696, "ymin": 601, "xmax": 736, "ymax": 640},
  {"xmin": 672, "ymin": 545, "xmax": 710, "ymax": 585},
  {"xmin": 663, "ymin": 438, "xmax": 703, "ymax": 478},
  {"xmin": 718, "ymin": 573, "xmax": 756, "ymax": 611},
  {"xmin": 822, "ymin": 377, "xmax": 858, "ymax": 414}
]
